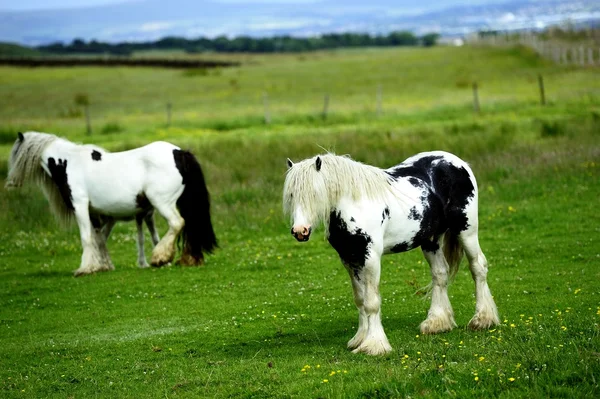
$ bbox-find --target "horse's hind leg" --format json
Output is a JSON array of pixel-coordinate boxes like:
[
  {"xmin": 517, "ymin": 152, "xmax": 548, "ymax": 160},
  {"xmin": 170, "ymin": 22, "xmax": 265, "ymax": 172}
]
[
  {"xmin": 150, "ymin": 203, "xmax": 184, "ymax": 267},
  {"xmin": 420, "ymin": 240, "xmax": 457, "ymax": 334},
  {"xmin": 460, "ymin": 230, "xmax": 500, "ymax": 330}
]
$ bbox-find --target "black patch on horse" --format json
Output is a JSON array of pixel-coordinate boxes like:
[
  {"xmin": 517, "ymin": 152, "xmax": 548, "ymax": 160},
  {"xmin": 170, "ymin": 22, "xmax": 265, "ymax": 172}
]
[
  {"xmin": 328, "ymin": 210, "xmax": 372, "ymax": 278},
  {"xmin": 390, "ymin": 156, "xmax": 475, "ymax": 254},
  {"xmin": 391, "ymin": 189, "xmax": 445, "ymax": 254},
  {"xmin": 381, "ymin": 207, "xmax": 390, "ymax": 225},
  {"xmin": 408, "ymin": 206, "xmax": 420, "ymax": 220},
  {"xmin": 136, "ymin": 192, "xmax": 152, "ymax": 211},
  {"xmin": 47, "ymin": 157, "xmax": 74, "ymax": 211},
  {"xmin": 408, "ymin": 177, "xmax": 422, "ymax": 187},
  {"xmin": 91, "ymin": 150, "xmax": 102, "ymax": 161},
  {"xmin": 135, "ymin": 192, "xmax": 154, "ymax": 222},
  {"xmin": 391, "ymin": 241, "xmax": 412, "ymax": 253},
  {"xmin": 350, "ymin": 217, "xmax": 355, "ymax": 222},
  {"xmin": 428, "ymin": 161, "xmax": 475, "ymax": 234},
  {"xmin": 386, "ymin": 155, "xmax": 443, "ymax": 183}
]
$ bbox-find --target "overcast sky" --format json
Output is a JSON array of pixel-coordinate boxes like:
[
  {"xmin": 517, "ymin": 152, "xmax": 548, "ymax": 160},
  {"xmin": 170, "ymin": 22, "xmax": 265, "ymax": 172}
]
[
  {"xmin": 0, "ymin": 0, "xmax": 134, "ymax": 10},
  {"xmin": 0, "ymin": 0, "xmax": 327, "ymax": 11}
]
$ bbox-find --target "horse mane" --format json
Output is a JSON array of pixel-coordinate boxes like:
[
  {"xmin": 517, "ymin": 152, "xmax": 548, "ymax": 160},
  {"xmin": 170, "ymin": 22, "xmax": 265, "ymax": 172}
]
[
  {"xmin": 283, "ymin": 153, "xmax": 392, "ymax": 231},
  {"xmin": 6, "ymin": 131, "xmax": 75, "ymax": 225}
]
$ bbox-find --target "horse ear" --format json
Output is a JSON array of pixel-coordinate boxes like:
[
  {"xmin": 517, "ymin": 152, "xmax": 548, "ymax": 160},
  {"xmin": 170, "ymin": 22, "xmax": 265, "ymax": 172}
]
[
  {"xmin": 315, "ymin": 156, "xmax": 322, "ymax": 172},
  {"xmin": 286, "ymin": 158, "xmax": 294, "ymax": 168},
  {"xmin": 17, "ymin": 132, "xmax": 24, "ymax": 142}
]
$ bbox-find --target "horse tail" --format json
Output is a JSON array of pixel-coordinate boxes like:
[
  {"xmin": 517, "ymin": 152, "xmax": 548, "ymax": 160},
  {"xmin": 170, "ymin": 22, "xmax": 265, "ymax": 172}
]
[
  {"xmin": 443, "ymin": 231, "xmax": 463, "ymax": 280},
  {"xmin": 173, "ymin": 149, "xmax": 218, "ymax": 264}
]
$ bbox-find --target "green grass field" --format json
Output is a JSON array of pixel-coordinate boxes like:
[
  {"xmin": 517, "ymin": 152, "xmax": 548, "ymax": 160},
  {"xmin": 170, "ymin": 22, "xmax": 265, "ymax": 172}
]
[{"xmin": 0, "ymin": 45, "xmax": 599, "ymax": 398}]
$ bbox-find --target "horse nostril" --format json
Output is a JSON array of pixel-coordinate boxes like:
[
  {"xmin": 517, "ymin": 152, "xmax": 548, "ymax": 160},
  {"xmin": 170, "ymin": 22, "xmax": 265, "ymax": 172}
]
[{"xmin": 290, "ymin": 227, "xmax": 295, "ymax": 235}]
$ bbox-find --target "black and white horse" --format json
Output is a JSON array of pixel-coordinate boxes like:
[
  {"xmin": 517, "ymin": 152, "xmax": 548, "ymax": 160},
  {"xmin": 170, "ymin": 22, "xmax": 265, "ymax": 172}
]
[
  {"xmin": 284, "ymin": 151, "xmax": 499, "ymax": 355},
  {"xmin": 6, "ymin": 132, "xmax": 217, "ymax": 276}
]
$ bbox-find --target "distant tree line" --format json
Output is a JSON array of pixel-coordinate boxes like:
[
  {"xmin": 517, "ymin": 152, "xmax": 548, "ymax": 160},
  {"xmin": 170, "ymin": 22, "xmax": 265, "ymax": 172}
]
[{"xmin": 37, "ymin": 32, "xmax": 440, "ymax": 55}]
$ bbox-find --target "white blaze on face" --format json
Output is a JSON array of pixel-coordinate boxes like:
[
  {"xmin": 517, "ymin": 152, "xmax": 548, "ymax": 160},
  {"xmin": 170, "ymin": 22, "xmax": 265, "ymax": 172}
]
[{"xmin": 291, "ymin": 205, "xmax": 312, "ymax": 241}]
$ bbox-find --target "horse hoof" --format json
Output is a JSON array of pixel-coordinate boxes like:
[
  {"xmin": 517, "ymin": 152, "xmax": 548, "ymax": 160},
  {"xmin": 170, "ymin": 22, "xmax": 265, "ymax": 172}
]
[
  {"xmin": 351, "ymin": 340, "xmax": 392, "ymax": 356},
  {"xmin": 468, "ymin": 315, "xmax": 500, "ymax": 331},
  {"xmin": 177, "ymin": 253, "xmax": 204, "ymax": 266},
  {"xmin": 73, "ymin": 269, "xmax": 90, "ymax": 277},
  {"xmin": 419, "ymin": 316, "xmax": 456, "ymax": 334}
]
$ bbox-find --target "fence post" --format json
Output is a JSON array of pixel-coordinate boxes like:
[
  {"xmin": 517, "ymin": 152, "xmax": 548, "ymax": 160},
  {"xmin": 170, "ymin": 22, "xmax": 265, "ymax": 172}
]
[
  {"xmin": 322, "ymin": 93, "xmax": 330, "ymax": 120},
  {"xmin": 166, "ymin": 102, "xmax": 172, "ymax": 127},
  {"xmin": 376, "ymin": 84, "xmax": 383, "ymax": 116},
  {"xmin": 472, "ymin": 82, "xmax": 480, "ymax": 113},
  {"xmin": 85, "ymin": 105, "xmax": 92, "ymax": 135},
  {"xmin": 538, "ymin": 74, "xmax": 546, "ymax": 106},
  {"xmin": 588, "ymin": 48, "xmax": 594, "ymax": 66},
  {"xmin": 263, "ymin": 92, "xmax": 271, "ymax": 124}
]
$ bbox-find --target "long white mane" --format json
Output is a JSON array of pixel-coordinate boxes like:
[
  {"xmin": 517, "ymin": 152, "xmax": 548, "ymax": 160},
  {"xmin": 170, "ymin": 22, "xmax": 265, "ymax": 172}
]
[
  {"xmin": 283, "ymin": 153, "xmax": 393, "ymax": 230},
  {"xmin": 5, "ymin": 131, "xmax": 75, "ymax": 225}
]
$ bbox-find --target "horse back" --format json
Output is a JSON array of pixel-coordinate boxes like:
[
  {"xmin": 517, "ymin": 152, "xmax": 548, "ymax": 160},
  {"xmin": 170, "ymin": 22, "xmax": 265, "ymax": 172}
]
[{"xmin": 388, "ymin": 151, "xmax": 477, "ymax": 235}]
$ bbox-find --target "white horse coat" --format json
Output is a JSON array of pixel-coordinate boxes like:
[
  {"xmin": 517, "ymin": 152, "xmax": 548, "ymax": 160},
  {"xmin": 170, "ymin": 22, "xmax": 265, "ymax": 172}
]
[
  {"xmin": 6, "ymin": 132, "xmax": 217, "ymax": 276},
  {"xmin": 284, "ymin": 152, "xmax": 499, "ymax": 355}
]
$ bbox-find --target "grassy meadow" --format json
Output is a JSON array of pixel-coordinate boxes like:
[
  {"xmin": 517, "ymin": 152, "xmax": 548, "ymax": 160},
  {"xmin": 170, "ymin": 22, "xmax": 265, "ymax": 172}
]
[{"xmin": 0, "ymin": 45, "xmax": 599, "ymax": 398}]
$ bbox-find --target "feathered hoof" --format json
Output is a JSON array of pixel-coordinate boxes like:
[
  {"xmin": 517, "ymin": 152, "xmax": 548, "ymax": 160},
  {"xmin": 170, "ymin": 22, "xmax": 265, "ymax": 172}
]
[
  {"xmin": 151, "ymin": 252, "xmax": 174, "ymax": 267},
  {"xmin": 419, "ymin": 315, "xmax": 456, "ymax": 335},
  {"xmin": 138, "ymin": 262, "xmax": 150, "ymax": 269},
  {"xmin": 351, "ymin": 338, "xmax": 393, "ymax": 356},
  {"xmin": 347, "ymin": 332, "xmax": 367, "ymax": 350},
  {"xmin": 73, "ymin": 264, "xmax": 114, "ymax": 277},
  {"xmin": 468, "ymin": 313, "xmax": 500, "ymax": 331}
]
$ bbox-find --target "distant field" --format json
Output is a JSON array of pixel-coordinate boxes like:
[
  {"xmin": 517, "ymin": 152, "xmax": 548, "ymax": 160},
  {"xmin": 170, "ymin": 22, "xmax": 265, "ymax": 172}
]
[
  {"xmin": 0, "ymin": 45, "xmax": 599, "ymax": 398},
  {"xmin": 1, "ymin": 45, "xmax": 599, "ymax": 140}
]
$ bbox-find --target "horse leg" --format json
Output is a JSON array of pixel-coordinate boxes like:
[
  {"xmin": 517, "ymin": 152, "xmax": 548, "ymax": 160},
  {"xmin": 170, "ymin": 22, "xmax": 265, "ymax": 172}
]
[
  {"xmin": 349, "ymin": 255, "xmax": 392, "ymax": 355},
  {"xmin": 460, "ymin": 230, "xmax": 500, "ymax": 330},
  {"xmin": 420, "ymin": 239, "xmax": 457, "ymax": 334},
  {"xmin": 144, "ymin": 211, "xmax": 160, "ymax": 246},
  {"xmin": 135, "ymin": 214, "xmax": 150, "ymax": 268},
  {"xmin": 73, "ymin": 202, "xmax": 114, "ymax": 276},
  {"xmin": 150, "ymin": 204, "xmax": 184, "ymax": 267},
  {"xmin": 101, "ymin": 218, "xmax": 116, "ymax": 241},
  {"xmin": 344, "ymin": 262, "xmax": 368, "ymax": 350}
]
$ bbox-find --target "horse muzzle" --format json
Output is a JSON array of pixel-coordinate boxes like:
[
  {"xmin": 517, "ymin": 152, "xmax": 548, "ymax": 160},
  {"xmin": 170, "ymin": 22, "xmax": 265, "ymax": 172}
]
[{"xmin": 291, "ymin": 226, "xmax": 312, "ymax": 242}]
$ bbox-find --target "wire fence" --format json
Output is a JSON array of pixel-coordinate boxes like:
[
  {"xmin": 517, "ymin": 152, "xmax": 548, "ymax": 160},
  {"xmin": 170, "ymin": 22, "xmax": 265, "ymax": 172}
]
[{"xmin": 466, "ymin": 32, "xmax": 600, "ymax": 67}]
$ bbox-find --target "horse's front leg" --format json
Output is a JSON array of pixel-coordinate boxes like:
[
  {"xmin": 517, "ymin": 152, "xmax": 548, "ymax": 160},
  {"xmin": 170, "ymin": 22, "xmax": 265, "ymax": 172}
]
[
  {"xmin": 344, "ymin": 262, "xmax": 368, "ymax": 350},
  {"xmin": 73, "ymin": 201, "xmax": 114, "ymax": 276},
  {"xmin": 420, "ymin": 241, "xmax": 457, "ymax": 334},
  {"xmin": 348, "ymin": 255, "xmax": 392, "ymax": 356},
  {"xmin": 144, "ymin": 211, "xmax": 160, "ymax": 247}
]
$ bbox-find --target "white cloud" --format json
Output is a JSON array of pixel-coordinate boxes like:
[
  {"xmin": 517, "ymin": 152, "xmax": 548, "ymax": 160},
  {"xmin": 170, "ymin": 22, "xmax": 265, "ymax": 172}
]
[{"xmin": 139, "ymin": 21, "xmax": 175, "ymax": 32}]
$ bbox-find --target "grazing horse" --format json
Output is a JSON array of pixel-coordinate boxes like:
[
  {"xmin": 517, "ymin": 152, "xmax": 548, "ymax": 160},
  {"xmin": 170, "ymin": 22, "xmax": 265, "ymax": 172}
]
[
  {"xmin": 6, "ymin": 132, "xmax": 217, "ymax": 276},
  {"xmin": 283, "ymin": 151, "xmax": 499, "ymax": 355}
]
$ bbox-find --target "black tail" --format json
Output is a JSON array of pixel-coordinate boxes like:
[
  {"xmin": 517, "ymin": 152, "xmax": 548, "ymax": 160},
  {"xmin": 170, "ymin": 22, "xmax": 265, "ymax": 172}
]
[
  {"xmin": 173, "ymin": 149, "xmax": 218, "ymax": 263},
  {"xmin": 443, "ymin": 231, "xmax": 463, "ymax": 280}
]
